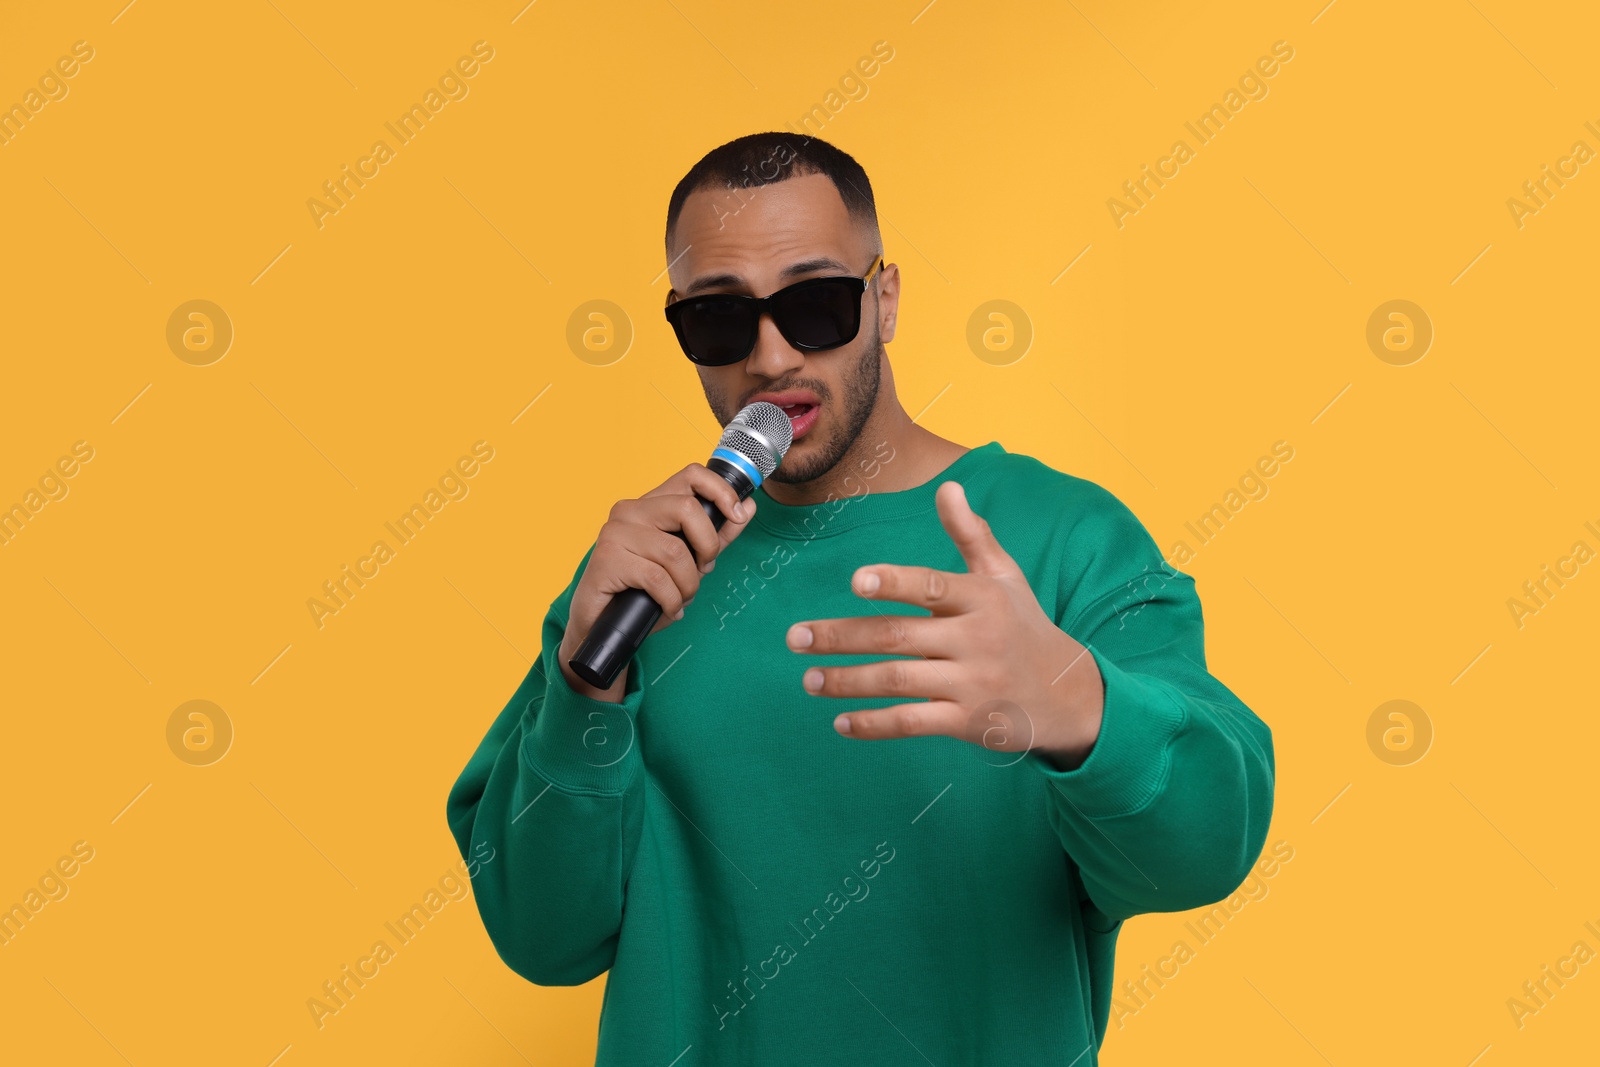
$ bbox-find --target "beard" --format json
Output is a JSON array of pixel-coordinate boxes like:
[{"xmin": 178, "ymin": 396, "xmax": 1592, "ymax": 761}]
[{"xmin": 702, "ymin": 318, "xmax": 883, "ymax": 487}]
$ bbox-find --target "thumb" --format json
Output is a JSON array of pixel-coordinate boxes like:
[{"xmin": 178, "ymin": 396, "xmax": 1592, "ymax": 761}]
[{"xmin": 935, "ymin": 481, "xmax": 1015, "ymax": 577}]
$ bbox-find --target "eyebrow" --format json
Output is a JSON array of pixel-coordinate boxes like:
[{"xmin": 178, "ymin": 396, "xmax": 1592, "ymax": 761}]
[{"xmin": 681, "ymin": 256, "xmax": 855, "ymax": 297}]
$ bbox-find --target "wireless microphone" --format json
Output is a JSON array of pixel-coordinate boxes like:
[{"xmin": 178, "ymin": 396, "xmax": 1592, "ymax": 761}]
[{"xmin": 568, "ymin": 401, "xmax": 793, "ymax": 691}]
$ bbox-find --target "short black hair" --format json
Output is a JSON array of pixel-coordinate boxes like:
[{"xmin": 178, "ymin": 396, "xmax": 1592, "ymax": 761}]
[{"xmin": 664, "ymin": 132, "xmax": 879, "ymax": 251}]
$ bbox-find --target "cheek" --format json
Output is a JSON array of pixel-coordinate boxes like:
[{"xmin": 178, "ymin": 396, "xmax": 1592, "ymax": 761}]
[
  {"xmin": 840, "ymin": 338, "xmax": 881, "ymax": 400},
  {"xmin": 700, "ymin": 368, "xmax": 741, "ymax": 417}
]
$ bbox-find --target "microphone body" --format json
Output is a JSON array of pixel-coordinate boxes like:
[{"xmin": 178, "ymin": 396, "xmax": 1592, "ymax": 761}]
[{"xmin": 567, "ymin": 402, "xmax": 793, "ymax": 691}]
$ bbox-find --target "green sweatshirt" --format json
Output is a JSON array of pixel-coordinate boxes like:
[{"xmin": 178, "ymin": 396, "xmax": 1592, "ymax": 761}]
[{"xmin": 446, "ymin": 440, "xmax": 1274, "ymax": 1065}]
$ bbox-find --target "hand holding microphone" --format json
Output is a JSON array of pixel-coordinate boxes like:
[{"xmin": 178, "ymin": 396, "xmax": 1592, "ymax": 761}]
[{"xmin": 558, "ymin": 402, "xmax": 793, "ymax": 698}]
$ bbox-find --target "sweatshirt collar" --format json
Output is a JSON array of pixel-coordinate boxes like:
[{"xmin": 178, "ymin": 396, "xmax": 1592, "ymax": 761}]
[{"xmin": 750, "ymin": 441, "xmax": 1005, "ymax": 541}]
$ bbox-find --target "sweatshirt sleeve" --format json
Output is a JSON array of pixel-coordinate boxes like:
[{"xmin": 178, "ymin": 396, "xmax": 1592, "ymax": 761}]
[
  {"xmin": 445, "ymin": 547, "xmax": 647, "ymax": 985},
  {"xmin": 1029, "ymin": 488, "xmax": 1276, "ymax": 923}
]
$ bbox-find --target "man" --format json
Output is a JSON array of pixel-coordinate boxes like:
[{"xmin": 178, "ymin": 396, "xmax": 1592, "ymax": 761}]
[{"xmin": 447, "ymin": 133, "xmax": 1274, "ymax": 1065}]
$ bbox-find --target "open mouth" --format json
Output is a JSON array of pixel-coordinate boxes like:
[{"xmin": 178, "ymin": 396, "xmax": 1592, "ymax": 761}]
[{"xmin": 778, "ymin": 402, "xmax": 819, "ymax": 441}]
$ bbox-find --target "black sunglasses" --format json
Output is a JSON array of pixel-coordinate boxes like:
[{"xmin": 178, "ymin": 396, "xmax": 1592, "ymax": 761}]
[{"xmin": 664, "ymin": 254, "xmax": 884, "ymax": 366}]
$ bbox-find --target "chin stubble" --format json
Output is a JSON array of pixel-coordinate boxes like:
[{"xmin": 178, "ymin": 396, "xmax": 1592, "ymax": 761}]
[{"xmin": 769, "ymin": 332, "xmax": 881, "ymax": 486}]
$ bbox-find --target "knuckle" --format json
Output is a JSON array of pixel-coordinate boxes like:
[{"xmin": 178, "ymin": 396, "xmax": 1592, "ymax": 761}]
[
  {"xmin": 970, "ymin": 662, "xmax": 998, "ymax": 692},
  {"xmin": 924, "ymin": 569, "xmax": 947, "ymax": 602},
  {"xmin": 647, "ymin": 568, "xmax": 680, "ymax": 609},
  {"xmin": 809, "ymin": 624, "xmax": 832, "ymax": 653},
  {"xmin": 596, "ymin": 543, "xmax": 627, "ymax": 571},
  {"xmin": 886, "ymin": 659, "xmax": 909, "ymax": 694},
  {"xmin": 662, "ymin": 535, "xmax": 690, "ymax": 565},
  {"xmin": 875, "ymin": 623, "xmax": 903, "ymax": 654},
  {"xmin": 895, "ymin": 705, "xmax": 921, "ymax": 735}
]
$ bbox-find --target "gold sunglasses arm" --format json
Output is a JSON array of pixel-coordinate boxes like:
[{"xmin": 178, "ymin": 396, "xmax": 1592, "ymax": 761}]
[{"xmin": 862, "ymin": 254, "xmax": 884, "ymax": 288}]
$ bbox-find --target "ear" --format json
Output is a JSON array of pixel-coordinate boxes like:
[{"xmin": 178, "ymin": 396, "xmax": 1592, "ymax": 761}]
[{"xmin": 877, "ymin": 261, "xmax": 899, "ymax": 344}]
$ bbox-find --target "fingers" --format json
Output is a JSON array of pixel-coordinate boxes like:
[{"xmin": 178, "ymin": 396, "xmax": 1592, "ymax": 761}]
[
  {"xmin": 569, "ymin": 464, "xmax": 756, "ymax": 655},
  {"xmin": 830, "ymin": 701, "xmax": 968, "ymax": 740},
  {"xmin": 566, "ymin": 546, "xmax": 685, "ymax": 653},
  {"xmin": 934, "ymin": 481, "xmax": 1017, "ymax": 578},
  {"xmin": 786, "ymin": 633, "xmax": 978, "ymax": 743},
  {"xmin": 675, "ymin": 463, "xmax": 758, "ymax": 554},
  {"xmin": 660, "ymin": 494, "xmax": 722, "ymax": 569},
  {"xmin": 799, "ymin": 657, "xmax": 954, "ymax": 701},
  {"xmin": 716, "ymin": 496, "xmax": 755, "ymax": 552},
  {"xmin": 786, "ymin": 614, "xmax": 950, "ymax": 659},
  {"xmin": 638, "ymin": 463, "xmax": 755, "ymax": 566},
  {"xmin": 646, "ymin": 463, "xmax": 748, "ymax": 526},
  {"xmin": 598, "ymin": 496, "xmax": 744, "ymax": 626},
  {"xmin": 602, "ymin": 519, "xmax": 707, "ymax": 613},
  {"xmin": 591, "ymin": 538, "xmax": 688, "ymax": 617},
  {"xmin": 680, "ymin": 464, "xmax": 750, "ymax": 527},
  {"xmin": 847, "ymin": 562, "xmax": 982, "ymax": 614},
  {"xmin": 641, "ymin": 526, "xmax": 705, "ymax": 607}
]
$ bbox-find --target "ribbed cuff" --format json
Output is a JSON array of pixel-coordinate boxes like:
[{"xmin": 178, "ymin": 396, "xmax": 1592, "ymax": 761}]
[
  {"xmin": 520, "ymin": 659, "xmax": 644, "ymax": 795},
  {"xmin": 1027, "ymin": 644, "xmax": 1186, "ymax": 818}
]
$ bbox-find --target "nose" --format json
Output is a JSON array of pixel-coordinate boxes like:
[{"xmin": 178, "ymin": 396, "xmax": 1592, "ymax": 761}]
[{"xmin": 744, "ymin": 310, "xmax": 805, "ymax": 379}]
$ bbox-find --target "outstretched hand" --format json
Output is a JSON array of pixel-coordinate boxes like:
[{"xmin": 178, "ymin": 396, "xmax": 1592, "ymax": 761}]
[{"xmin": 785, "ymin": 481, "xmax": 1105, "ymax": 770}]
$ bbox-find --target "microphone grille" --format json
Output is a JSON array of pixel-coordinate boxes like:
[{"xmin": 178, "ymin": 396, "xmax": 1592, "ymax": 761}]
[{"xmin": 719, "ymin": 401, "xmax": 794, "ymax": 480}]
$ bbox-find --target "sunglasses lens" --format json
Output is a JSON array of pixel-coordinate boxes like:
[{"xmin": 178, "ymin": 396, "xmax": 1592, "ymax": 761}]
[
  {"xmin": 677, "ymin": 297, "xmax": 756, "ymax": 365},
  {"xmin": 775, "ymin": 280, "xmax": 860, "ymax": 349},
  {"xmin": 670, "ymin": 275, "xmax": 866, "ymax": 364}
]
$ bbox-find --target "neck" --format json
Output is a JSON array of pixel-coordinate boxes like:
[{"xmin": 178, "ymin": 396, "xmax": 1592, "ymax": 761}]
[{"xmin": 760, "ymin": 369, "xmax": 967, "ymax": 506}]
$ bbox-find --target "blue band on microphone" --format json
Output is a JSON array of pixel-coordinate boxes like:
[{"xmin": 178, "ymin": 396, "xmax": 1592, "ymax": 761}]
[{"xmin": 711, "ymin": 447, "xmax": 762, "ymax": 488}]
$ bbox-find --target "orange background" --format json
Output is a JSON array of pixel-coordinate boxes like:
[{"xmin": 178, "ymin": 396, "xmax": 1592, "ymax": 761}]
[{"xmin": 2, "ymin": 1, "xmax": 1596, "ymax": 1063}]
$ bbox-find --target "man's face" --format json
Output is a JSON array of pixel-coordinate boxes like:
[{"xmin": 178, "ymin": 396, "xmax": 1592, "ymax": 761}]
[{"xmin": 666, "ymin": 171, "xmax": 899, "ymax": 485}]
